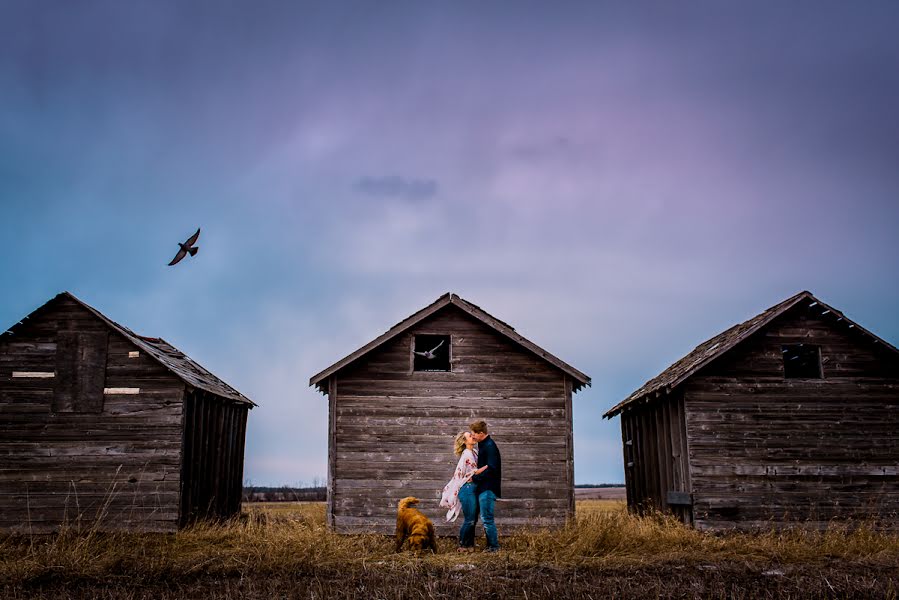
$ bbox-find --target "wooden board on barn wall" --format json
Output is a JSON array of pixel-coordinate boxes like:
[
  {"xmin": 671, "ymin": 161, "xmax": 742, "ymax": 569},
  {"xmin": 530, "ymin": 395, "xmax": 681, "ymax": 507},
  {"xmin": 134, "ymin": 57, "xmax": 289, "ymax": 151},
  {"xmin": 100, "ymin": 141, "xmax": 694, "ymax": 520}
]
[
  {"xmin": 0, "ymin": 298, "xmax": 186, "ymax": 532},
  {"xmin": 331, "ymin": 305, "xmax": 573, "ymax": 533},
  {"xmin": 683, "ymin": 309, "xmax": 899, "ymax": 531}
]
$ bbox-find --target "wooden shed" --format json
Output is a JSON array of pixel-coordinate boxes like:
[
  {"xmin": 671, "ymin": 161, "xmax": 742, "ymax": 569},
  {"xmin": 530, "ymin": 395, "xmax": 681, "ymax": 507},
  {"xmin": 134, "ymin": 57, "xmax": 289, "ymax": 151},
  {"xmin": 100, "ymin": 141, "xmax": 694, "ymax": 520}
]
[
  {"xmin": 603, "ymin": 291, "xmax": 899, "ymax": 530},
  {"xmin": 0, "ymin": 292, "xmax": 255, "ymax": 532},
  {"xmin": 309, "ymin": 293, "xmax": 591, "ymax": 533}
]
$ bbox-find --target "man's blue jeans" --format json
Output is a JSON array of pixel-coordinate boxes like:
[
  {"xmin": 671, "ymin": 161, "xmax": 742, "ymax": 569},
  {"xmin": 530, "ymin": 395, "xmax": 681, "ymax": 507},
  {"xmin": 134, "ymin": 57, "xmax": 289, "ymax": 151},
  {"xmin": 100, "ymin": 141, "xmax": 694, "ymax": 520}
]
[
  {"xmin": 458, "ymin": 482, "xmax": 478, "ymax": 547},
  {"xmin": 478, "ymin": 490, "xmax": 499, "ymax": 549}
]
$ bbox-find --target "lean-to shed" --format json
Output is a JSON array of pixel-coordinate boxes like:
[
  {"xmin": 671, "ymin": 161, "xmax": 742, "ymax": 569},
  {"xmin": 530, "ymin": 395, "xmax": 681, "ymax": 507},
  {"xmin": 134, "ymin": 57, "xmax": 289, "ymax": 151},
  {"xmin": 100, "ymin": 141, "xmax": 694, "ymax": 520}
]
[
  {"xmin": 603, "ymin": 291, "xmax": 899, "ymax": 530},
  {"xmin": 309, "ymin": 293, "xmax": 591, "ymax": 533},
  {"xmin": 0, "ymin": 292, "xmax": 255, "ymax": 532}
]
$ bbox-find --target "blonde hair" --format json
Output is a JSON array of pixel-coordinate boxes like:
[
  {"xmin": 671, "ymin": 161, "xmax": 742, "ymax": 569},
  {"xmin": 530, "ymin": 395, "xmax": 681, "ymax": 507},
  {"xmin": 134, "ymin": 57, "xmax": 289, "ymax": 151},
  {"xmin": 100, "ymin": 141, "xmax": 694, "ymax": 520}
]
[
  {"xmin": 453, "ymin": 431, "xmax": 468, "ymax": 457},
  {"xmin": 469, "ymin": 420, "xmax": 488, "ymax": 435}
]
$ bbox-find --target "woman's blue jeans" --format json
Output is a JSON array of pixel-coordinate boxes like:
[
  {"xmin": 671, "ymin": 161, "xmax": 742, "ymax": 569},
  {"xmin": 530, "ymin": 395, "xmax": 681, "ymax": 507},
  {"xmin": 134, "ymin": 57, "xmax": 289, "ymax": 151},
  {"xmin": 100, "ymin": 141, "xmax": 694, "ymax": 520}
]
[{"xmin": 458, "ymin": 482, "xmax": 478, "ymax": 547}]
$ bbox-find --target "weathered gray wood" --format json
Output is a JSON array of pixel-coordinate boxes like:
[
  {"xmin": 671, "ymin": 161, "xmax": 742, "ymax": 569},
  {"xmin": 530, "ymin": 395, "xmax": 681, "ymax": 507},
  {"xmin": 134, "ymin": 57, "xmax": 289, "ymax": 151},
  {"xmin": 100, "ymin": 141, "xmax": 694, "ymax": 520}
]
[
  {"xmin": 684, "ymin": 307, "xmax": 899, "ymax": 530},
  {"xmin": 666, "ymin": 491, "xmax": 692, "ymax": 505},
  {"xmin": 328, "ymin": 377, "xmax": 337, "ymax": 528},
  {"xmin": 626, "ymin": 409, "xmax": 636, "ymax": 506},
  {"xmin": 177, "ymin": 389, "xmax": 248, "ymax": 524},
  {"xmin": 53, "ymin": 331, "xmax": 77, "ymax": 412},
  {"xmin": 322, "ymin": 303, "xmax": 582, "ymax": 533},
  {"xmin": 1, "ymin": 294, "xmax": 251, "ymax": 532},
  {"xmin": 77, "ymin": 331, "xmax": 109, "ymax": 413},
  {"xmin": 310, "ymin": 293, "xmax": 590, "ymax": 392},
  {"xmin": 615, "ymin": 296, "xmax": 899, "ymax": 530},
  {"xmin": 564, "ymin": 377, "xmax": 574, "ymax": 519},
  {"xmin": 336, "ymin": 449, "xmax": 567, "ymax": 462}
]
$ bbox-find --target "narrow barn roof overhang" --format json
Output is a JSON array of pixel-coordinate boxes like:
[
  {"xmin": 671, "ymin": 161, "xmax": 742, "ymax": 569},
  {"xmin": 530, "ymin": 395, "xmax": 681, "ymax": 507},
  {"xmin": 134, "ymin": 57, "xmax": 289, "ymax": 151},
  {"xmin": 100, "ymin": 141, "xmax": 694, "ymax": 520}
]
[
  {"xmin": 603, "ymin": 290, "xmax": 899, "ymax": 419},
  {"xmin": 308, "ymin": 292, "xmax": 591, "ymax": 393},
  {"xmin": 1, "ymin": 292, "xmax": 256, "ymax": 407}
]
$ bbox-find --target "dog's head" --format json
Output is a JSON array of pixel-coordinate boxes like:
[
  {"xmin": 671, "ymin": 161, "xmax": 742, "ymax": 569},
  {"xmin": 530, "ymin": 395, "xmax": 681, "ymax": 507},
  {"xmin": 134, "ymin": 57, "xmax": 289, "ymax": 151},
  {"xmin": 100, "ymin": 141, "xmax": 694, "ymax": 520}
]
[{"xmin": 406, "ymin": 533, "xmax": 429, "ymax": 551}]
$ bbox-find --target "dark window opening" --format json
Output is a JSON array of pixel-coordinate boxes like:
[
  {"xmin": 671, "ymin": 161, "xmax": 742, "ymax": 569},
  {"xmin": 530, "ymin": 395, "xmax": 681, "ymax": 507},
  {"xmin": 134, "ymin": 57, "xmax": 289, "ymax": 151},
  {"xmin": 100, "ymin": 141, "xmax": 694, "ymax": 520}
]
[
  {"xmin": 413, "ymin": 334, "xmax": 450, "ymax": 372},
  {"xmin": 782, "ymin": 343, "xmax": 822, "ymax": 379}
]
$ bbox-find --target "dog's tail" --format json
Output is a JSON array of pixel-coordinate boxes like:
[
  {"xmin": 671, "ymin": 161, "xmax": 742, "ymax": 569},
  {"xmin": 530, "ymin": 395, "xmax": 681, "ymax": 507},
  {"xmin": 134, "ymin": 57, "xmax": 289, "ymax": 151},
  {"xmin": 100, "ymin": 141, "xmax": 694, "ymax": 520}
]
[{"xmin": 398, "ymin": 497, "xmax": 420, "ymax": 510}]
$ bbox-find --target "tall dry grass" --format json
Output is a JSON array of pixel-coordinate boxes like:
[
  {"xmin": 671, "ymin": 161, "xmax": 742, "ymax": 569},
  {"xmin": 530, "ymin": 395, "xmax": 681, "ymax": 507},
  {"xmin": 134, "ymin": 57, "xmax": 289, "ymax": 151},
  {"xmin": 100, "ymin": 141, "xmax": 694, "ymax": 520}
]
[
  {"xmin": 2, "ymin": 500, "xmax": 897, "ymax": 589},
  {"xmin": 518, "ymin": 501, "xmax": 899, "ymax": 567}
]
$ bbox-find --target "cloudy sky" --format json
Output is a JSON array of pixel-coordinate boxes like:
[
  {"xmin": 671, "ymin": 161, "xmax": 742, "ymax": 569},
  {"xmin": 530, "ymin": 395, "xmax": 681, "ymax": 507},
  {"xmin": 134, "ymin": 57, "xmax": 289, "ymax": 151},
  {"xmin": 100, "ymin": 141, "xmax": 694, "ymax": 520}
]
[{"xmin": 2, "ymin": 2, "xmax": 898, "ymax": 485}]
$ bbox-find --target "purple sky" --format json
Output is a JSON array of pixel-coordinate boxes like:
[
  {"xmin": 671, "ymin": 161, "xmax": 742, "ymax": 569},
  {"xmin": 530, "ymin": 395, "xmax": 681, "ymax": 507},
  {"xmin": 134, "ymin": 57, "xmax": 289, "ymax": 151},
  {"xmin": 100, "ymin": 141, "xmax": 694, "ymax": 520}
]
[{"xmin": 2, "ymin": 2, "xmax": 898, "ymax": 484}]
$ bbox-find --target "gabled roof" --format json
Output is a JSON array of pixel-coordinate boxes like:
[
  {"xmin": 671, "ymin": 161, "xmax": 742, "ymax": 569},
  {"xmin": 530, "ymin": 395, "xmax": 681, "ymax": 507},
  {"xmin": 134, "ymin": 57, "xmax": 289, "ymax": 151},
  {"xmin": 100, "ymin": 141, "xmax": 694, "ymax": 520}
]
[
  {"xmin": 2, "ymin": 292, "xmax": 255, "ymax": 406},
  {"xmin": 308, "ymin": 293, "xmax": 591, "ymax": 393},
  {"xmin": 604, "ymin": 290, "xmax": 899, "ymax": 418}
]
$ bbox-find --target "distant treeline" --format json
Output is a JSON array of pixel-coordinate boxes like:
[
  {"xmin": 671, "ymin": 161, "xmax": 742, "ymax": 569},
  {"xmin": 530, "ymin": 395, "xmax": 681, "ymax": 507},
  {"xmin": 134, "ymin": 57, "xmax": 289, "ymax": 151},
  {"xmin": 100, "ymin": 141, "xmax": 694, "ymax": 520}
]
[
  {"xmin": 243, "ymin": 486, "xmax": 326, "ymax": 502},
  {"xmin": 574, "ymin": 484, "xmax": 625, "ymax": 488},
  {"xmin": 243, "ymin": 483, "xmax": 622, "ymax": 502}
]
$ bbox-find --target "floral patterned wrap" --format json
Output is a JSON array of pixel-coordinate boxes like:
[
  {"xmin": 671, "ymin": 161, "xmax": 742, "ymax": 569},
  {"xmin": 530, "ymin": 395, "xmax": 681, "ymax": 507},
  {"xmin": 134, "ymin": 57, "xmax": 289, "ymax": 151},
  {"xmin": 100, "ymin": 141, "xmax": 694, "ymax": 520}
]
[{"xmin": 439, "ymin": 448, "xmax": 479, "ymax": 522}]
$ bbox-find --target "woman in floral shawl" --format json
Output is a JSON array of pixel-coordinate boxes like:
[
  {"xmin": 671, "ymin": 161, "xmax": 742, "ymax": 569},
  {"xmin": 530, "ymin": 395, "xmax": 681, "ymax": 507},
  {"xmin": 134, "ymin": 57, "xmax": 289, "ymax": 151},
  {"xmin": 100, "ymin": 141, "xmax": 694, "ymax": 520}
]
[{"xmin": 439, "ymin": 431, "xmax": 486, "ymax": 552}]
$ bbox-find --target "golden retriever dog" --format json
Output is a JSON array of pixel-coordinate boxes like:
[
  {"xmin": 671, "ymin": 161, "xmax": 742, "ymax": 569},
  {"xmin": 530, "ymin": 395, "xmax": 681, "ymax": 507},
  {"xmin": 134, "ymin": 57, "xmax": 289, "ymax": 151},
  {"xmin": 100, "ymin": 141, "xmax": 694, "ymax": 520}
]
[{"xmin": 395, "ymin": 497, "xmax": 438, "ymax": 553}]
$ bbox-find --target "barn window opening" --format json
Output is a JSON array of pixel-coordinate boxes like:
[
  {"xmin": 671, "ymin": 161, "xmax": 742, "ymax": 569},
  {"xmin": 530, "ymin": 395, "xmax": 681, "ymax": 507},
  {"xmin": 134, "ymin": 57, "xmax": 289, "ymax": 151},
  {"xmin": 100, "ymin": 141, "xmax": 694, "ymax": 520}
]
[
  {"xmin": 782, "ymin": 344, "xmax": 822, "ymax": 379},
  {"xmin": 413, "ymin": 334, "xmax": 450, "ymax": 371}
]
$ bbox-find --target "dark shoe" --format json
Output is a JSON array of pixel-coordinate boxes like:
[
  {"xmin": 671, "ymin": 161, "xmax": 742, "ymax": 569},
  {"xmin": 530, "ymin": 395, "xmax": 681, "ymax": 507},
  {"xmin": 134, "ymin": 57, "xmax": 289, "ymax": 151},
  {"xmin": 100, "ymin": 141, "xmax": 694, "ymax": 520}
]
[{"xmin": 484, "ymin": 546, "xmax": 500, "ymax": 553}]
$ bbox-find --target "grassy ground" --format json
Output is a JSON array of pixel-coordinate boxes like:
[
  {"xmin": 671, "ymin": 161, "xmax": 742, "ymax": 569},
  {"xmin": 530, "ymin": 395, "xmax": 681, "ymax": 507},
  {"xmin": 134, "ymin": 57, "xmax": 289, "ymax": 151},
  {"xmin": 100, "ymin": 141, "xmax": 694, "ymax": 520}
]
[{"xmin": 2, "ymin": 500, "xmax": 897, "ymax": 599}]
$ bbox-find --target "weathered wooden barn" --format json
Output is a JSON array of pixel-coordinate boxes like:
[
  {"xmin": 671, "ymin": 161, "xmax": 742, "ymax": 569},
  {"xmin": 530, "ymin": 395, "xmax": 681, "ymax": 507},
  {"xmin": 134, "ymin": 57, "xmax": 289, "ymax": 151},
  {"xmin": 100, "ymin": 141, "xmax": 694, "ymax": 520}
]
[
  {"xmin": 604, "ymin": 291, "xmax": 899, "ymax": 530},
  {"xmin": 0, "ymin": 292, "xmax": 255, "ymax": 532},
  {"xmin": 309, "ymin": 293, "xmax": 591, "ymax": 533}
]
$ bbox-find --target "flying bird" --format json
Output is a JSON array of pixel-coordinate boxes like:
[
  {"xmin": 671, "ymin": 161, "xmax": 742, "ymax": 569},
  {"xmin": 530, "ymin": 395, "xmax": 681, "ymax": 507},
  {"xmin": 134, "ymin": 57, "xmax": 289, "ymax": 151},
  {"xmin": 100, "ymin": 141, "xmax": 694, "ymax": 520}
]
[
  {"xmin": 413, "ymin": 340, "xmax": 445, "ymax": 360},
  {"xmin": 168, "ymin": 227, "xmax": 201, "ymax": 266}
]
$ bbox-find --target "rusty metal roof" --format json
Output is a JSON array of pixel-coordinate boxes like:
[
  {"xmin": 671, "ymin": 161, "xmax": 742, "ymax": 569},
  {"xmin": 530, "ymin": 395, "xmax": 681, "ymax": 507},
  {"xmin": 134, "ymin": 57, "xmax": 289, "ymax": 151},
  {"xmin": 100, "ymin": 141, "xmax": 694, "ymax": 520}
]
[
  {"xmin": 308, "ymin": 292, "xmax": 591, "ymax": 393},
  {"xmin": 603, "ymin": 290, "xmax": 898, "ymax": 418},
  {"xmin": 2, "ymin": 292, "xmax": 255, "ymax": 406}
]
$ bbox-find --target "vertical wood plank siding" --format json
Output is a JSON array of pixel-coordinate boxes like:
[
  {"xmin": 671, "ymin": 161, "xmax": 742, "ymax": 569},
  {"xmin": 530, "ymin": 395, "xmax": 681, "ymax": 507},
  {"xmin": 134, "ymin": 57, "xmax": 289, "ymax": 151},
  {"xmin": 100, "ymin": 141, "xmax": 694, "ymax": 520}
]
[
  {"xmin": 684, "ymin": 310, "xmax": 899, "ymax": 530},
  {"xmin": 327, "ymin": 377, "xmax": 337, "ymax": 528},
  {"xmin": 179, "ymin": 389, "xmax": 249, "ymax": 525},
  {"xmin": 620, "ymin": 391, "xmax": 692, "ymax": 524},
  {"xmin": 330, "ymin": 305, "xmax": 573, "ymax": 533},
  {"xmin": 564, "ymin": 377, "xmax": 575, "ymax": 517},
  {"xmin": 0, "ymin": 298, "xmax": 185, "ymax": 532},
  {"xmin": 622, "ymin": 408, "xmax": 635, "ymax": 508}
]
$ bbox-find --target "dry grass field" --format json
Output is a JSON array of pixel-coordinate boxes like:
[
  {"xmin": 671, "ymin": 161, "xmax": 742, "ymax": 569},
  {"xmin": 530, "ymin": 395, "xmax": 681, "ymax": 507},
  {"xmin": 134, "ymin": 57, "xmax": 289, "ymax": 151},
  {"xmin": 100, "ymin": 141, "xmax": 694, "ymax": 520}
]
[
  {"xmin": 574, "ymin": 486, "xmax": 628, "ymax": 501},
  {"xmin": 1, "ymin": 500, "xmax": 897, "ymax": 599}
]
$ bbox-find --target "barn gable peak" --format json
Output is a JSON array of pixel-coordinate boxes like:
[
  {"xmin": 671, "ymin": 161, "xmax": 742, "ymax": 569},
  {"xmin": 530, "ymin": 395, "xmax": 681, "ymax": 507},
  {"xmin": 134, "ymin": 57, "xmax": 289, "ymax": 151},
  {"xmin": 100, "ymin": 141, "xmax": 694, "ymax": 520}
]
[
  {"xmin": 309, "ymin": 292, "xmax": 591, "ymax": 393},
  {"xmin": 604, "ymin": 290, "xmax": 899, "ymax": 418},
  {"xmin": 2, "ymin": 291, "xmax": 255, "ymax": 406}
]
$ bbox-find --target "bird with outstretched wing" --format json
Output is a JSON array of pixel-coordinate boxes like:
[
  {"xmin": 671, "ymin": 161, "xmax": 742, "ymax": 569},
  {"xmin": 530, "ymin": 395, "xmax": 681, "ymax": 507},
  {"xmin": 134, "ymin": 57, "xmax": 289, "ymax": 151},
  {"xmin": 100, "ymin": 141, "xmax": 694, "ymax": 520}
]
[
  {"xmin": 168, "ymin": 228, "xmax": 201, "ymax": 266},
  {"xmin": 413, "ymin": 340, "xmax": 445, "ymax": 360}
]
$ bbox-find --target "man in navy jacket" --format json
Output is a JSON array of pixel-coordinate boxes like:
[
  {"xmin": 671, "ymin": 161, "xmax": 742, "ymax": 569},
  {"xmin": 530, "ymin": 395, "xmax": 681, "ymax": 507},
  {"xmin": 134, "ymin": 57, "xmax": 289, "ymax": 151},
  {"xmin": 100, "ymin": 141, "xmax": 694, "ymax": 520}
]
[{"xmin": 470, "ymin": 420, "xmax": 501, "ymax": 551}]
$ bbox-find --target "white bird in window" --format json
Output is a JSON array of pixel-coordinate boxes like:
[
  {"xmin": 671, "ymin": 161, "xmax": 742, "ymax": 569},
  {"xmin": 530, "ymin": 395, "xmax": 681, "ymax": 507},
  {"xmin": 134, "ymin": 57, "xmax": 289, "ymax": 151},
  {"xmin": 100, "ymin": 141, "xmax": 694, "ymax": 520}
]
[{"xmin": 413, "ymin": 340, "xmax": 445, "ymax": 359}]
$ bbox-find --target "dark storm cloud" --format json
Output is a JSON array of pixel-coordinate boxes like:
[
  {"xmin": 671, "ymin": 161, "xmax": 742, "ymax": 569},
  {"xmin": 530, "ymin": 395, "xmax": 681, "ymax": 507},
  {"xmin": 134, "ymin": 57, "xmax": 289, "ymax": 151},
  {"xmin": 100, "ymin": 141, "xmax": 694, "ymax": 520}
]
[{"xmin": 353, "ymin": 176, "xmax": 438, "ymax": 202}]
